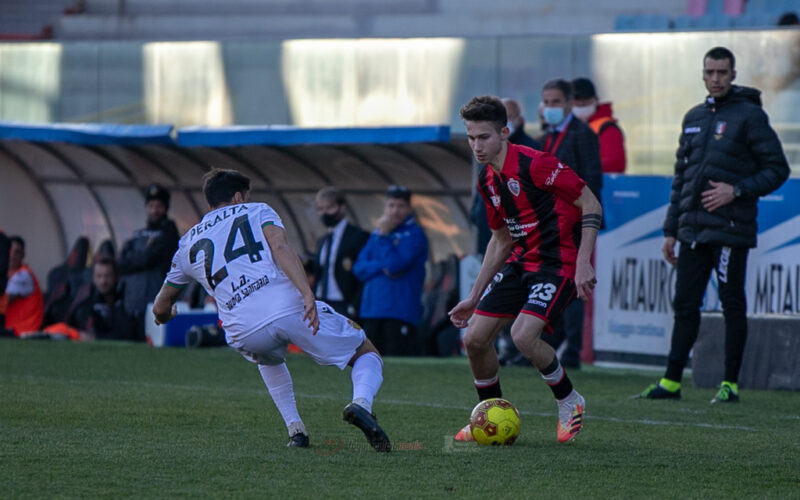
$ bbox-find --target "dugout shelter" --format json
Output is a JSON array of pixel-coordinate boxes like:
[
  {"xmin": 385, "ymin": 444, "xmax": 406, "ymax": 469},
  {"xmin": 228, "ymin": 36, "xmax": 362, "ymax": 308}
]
[{"xmin": 0, "ymin": 122, "xmax": 474, "ymax": 283}]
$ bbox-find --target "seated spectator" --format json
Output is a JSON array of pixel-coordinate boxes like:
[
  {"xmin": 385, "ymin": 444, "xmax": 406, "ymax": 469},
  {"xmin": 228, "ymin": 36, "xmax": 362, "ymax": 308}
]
[
  {"xmin": 3, "ymin": 236, "xmax": 44, "ymax": 336},
  {"xmin": 67, "ymin": 257, "xmax": 137, "ymax": 341},
  {"xmin": 118, "ymin": 184, "xmax": 179, "ymax": 340},
  {"xmin": 42, "ymin": 236, "xmax": 89, "ymax": 327},
  {"xmin": 353, "ymin": 185, "xmax": 428, "ymax": 356}
]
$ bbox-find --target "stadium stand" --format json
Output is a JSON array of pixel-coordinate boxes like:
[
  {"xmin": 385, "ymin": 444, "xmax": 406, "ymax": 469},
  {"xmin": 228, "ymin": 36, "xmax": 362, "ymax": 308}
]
[
  {"xmin": 38, "ymin": 0, "xmax": 798, "ymax": 39},
  {"xmin": 0, "ymin": 0, "xmax": 81, "ymax": 40},
  {"xmin": 617, "ymin": 0, "xmax": 800, "ymax": 31},
  {"xmin": 53, "ymin": 0, "xmax": 688, "ymax": 39}
]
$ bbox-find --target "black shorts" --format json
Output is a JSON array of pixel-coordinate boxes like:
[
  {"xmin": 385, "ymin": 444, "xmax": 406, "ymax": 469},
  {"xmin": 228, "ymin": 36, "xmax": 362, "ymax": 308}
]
[{"xmin": 474, "ymin": 263, "xmax": 576, "ymax": 332}]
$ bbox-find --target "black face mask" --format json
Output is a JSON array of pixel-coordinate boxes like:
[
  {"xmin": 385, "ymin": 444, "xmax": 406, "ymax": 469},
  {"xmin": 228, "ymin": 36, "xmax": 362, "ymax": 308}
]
[{"xmin": 321, "ymin": 213, "xmax": 341, "ymax": 228}]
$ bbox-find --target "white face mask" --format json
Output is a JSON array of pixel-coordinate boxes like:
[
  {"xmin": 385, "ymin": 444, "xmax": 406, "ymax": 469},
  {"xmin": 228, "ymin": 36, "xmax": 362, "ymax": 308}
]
[
  {"xmin": 573, "ymin": 103, "xmax": 597, "ymax": 121},
  {"xmin": 506, "ymin": 121, "xmax": 514, "ymax": 135}
]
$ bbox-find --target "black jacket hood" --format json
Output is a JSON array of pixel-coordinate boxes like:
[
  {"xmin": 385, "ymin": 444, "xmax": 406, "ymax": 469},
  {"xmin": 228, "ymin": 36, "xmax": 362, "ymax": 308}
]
[{"xmin": 708, "ymin": 85, "xmax": 762, "ymax": 107}]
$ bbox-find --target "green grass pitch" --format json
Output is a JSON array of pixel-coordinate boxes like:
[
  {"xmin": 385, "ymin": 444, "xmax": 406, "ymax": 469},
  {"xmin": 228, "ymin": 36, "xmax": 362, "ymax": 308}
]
[{"xmin": 2, "ymin": 338, "xmax": 799, "ymax": 498}]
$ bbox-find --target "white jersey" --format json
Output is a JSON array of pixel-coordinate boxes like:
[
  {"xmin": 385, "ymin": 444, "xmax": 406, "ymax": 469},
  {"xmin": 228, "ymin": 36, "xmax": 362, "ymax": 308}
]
[{"xmin": 165, "ymin": 202, "xmax": 304, "ymax": 340}]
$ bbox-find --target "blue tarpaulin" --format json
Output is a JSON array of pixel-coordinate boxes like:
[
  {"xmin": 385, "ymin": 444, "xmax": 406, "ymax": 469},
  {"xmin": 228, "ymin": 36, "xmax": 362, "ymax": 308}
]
[
  {"xmin": 176, "ymin": 125, "xmax": 450, "ymax": 147},
  {"xmin": 0, "ymin": 122, "xmax": 174, "ymax": 145},
  {"xmin": 0, "ymin": 122, "xmax": 451, "ymax": 147}
]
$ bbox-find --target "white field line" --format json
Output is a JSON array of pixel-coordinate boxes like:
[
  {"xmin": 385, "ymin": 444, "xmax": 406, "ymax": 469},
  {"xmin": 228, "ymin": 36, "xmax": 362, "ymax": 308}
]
[{"xmin": 3, "ymin": 373, "xmax": 759, "ymax": 432}]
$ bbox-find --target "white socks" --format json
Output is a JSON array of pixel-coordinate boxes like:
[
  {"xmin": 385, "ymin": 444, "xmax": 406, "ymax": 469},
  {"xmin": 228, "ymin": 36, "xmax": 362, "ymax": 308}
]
[
  {"xmin": 258, "ymin": 363, "xmax": 305, "ymax": 436},
  {"xmin": 474, "ymin": 375, "xmax": 499, "ymax": 387},
  {"xmin": 258, "ymin": 353, "xmax": 383, "ymax": 435},
  {"xmin": 540, "ymin": 363, "xmax": 565, "ymax": 386},
  {"xmin": 350, "ymin": 352, "xmax": 383, "ymax": 413}
]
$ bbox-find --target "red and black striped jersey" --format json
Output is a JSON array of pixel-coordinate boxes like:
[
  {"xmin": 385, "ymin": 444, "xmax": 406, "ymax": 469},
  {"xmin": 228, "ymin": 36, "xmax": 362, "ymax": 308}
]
[{"xmin": 477, "ymin": 143, "xmax": 585, "ymax": 278}]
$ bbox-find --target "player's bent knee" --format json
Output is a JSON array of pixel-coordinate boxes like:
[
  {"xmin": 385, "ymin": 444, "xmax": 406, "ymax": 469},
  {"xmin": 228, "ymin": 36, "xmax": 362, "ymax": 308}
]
[
  {"xmin": 348, "ymin": 338, "xmax": 382, "ymax": 366},
  {"xmin": 510, "ymin": 314, "xmax": 545, "ymax": 337},
  {"xmin": 463, "ymin": 331, "xmax": 494, "ymax": 355},
  {"xmin": 509, "ymin": 327, "xmax": 542, "ymax": 346}
]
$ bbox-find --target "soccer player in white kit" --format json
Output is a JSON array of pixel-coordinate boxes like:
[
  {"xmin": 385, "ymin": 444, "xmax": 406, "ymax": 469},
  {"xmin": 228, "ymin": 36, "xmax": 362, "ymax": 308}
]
[{"xmin": 152, "ymin": 169, "xmax": 390, "ymax": 452}]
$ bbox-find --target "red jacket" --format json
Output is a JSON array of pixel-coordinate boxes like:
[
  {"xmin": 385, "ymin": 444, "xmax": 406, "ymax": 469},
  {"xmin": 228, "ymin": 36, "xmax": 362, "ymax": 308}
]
[
  {"xmin": 587, "ymin": 102, "xmax": 626, "ymax": 173},
  {"xmin": 4, "ymin": 265, "xmax": 44, "ymax": 335}
]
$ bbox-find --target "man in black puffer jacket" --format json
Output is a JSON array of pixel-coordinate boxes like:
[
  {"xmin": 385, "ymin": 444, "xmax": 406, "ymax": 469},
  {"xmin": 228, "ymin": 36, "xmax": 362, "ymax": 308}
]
[{"xmin": 636, "ymin": 47, "xmax": 790, "ymax": 404}]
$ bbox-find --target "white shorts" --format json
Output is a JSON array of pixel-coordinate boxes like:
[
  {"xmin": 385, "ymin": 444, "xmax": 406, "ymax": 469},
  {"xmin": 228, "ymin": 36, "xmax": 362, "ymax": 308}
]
[{"xmin": 228, "ymin": 301, "xmax": 366, "ymax": 370}]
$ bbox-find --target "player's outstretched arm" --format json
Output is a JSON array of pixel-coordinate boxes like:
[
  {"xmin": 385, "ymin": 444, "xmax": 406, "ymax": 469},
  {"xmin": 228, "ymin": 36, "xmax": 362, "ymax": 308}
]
[
  {"xmin": 448, "ymin": 227, "xmax": 512, "ymax": 328},
  {"xmin": 152, "ymin": 284, "xmax": 180, "ymax": 325},
  {"xmin": 573, "ymin": 185, "xmax": 602, "ymax": 300},
  {"xmin": 262, "ymin": 224, "xmax": 319, "ymax": 335}
]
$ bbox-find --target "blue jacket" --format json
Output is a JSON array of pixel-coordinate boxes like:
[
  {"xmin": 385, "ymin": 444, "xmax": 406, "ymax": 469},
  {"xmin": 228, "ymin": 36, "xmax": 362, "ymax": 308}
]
[{"xmin": 353, "ymin": 215, "xmax": 428, "ymax": 325}]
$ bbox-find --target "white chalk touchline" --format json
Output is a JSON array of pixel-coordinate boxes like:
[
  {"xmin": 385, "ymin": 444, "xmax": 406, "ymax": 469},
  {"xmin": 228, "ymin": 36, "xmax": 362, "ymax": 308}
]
[
  {"xmin": 295, "ymin": 392, "xmax": 759, "ymax": 432},
  {"xmin": 2, "ymin": 374, "xmax": 759, "ymax": 432}
]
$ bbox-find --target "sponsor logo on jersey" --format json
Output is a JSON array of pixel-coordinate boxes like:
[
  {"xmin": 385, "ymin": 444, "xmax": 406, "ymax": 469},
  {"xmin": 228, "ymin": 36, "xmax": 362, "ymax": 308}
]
[
  {"xmin": 545, "ymin": 167, "xmax": 561, "ymax": 186},
  {"xmin": 527, "ymin": 298, "xmax": 548, "ymax": 308},
  {"xmin": 504, "ymin": 217, "xmax": 539, "ymax": 238},
  {"xmin": 507, "ymin": 178, "xmax": 520, "ymax": 196},
  {"xmin": 488, "ymin": 185, "xmax": 501, "ymax": 207},
  {"xmin": 480, "ymin": 272, "xmax": 503, "ymax": 300}
]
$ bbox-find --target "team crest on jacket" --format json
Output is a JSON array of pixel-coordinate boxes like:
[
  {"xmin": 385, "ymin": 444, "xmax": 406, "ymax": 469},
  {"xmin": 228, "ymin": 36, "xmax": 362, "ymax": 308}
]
[
  {"xmin": 714, "ymin": 121, "xmax": 726, "ymax": 140},
  {"xmin": 507, "ymin": 178, "xmax": 521, "ymax": 197}
]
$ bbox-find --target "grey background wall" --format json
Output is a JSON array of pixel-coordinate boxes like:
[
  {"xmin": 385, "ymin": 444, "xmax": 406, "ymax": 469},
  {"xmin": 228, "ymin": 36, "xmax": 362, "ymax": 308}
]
[{"xmin": 2, "ymin": 30, "xmax": 799, "ymax": 176}]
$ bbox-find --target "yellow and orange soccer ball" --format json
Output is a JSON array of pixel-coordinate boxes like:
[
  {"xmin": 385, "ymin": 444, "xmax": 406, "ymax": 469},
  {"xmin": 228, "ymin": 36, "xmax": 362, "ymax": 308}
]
[{"xmin": 469, "ymin": 398, "xmax": 521, "ymax": 445}]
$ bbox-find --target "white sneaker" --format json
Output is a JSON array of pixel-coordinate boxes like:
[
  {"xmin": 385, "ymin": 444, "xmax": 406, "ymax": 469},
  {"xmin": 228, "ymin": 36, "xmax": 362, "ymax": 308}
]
[{"xmin": 556, "ymin": 391, "xmax": 585, "ymax": 443}]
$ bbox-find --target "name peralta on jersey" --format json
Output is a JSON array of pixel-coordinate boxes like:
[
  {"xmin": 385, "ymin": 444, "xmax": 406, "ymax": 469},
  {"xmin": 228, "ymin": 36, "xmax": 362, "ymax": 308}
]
[
  {"xmin": 165, "ymin": 202, "xmax": 303, "ymax": 339},
  {"xmin": 477, "ymin": 143, "xmax": 586, "ymax": 278}
]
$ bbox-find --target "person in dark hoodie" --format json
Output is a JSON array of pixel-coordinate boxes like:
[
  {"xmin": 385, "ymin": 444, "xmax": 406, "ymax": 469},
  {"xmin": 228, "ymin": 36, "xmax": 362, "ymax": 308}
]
[
  {"xmin": 635, "ymin": 47, "xmax": 790, "ymax": 404},
  {"xmin": 118, "ymin": 184, "xmax": 179, "ymax": 340}
]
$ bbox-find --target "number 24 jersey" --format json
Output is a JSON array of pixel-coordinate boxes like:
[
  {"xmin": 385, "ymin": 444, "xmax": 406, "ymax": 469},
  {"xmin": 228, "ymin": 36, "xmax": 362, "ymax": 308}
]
[{"xmin": 165, "ymin": 203, "xmax": 304, "ymax": 340}]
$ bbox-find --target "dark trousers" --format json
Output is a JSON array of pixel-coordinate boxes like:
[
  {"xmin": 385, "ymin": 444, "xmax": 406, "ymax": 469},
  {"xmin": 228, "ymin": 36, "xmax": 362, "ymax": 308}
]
[
  {"xmin": 665, "ymin": 243, "xmax": 749, "ymax": 384},
  {"xmin": 543, "ymin": 297, "xmax": 583, "ymax": 366},
  {"xmin": 323, "ymin": 299, "xmax": 355, "ymax": 319},
  {"xmin": 360, "ymin": 318, "xmax": 416, "ymax": 356}
]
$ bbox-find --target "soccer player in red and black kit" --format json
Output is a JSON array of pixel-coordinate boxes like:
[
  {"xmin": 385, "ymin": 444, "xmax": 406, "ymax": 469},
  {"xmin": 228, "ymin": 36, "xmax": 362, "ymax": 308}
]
[{"xmin": 450, "ymin": 96, "xmax": 602, "ymax": 443}]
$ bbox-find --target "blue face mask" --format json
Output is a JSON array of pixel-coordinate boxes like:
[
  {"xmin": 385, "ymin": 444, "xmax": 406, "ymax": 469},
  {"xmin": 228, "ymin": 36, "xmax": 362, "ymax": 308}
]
[{"xmin": 543, "ymin": 106, "xmax": 564, "ymax": 126}]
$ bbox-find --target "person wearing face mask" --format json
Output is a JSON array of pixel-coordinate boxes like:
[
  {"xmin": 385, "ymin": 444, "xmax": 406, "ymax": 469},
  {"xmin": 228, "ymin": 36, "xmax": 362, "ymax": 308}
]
[
  {"xmin": 539, "ymin": 79, "xmax": 602, "ymax": 370},
  {"xmin": 314, "ymin": 186, "xmax": 369, "ymax": 319},
  {"xmin": 572, "ymin": 77, "xmax": 626, "ymax": 174}
]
